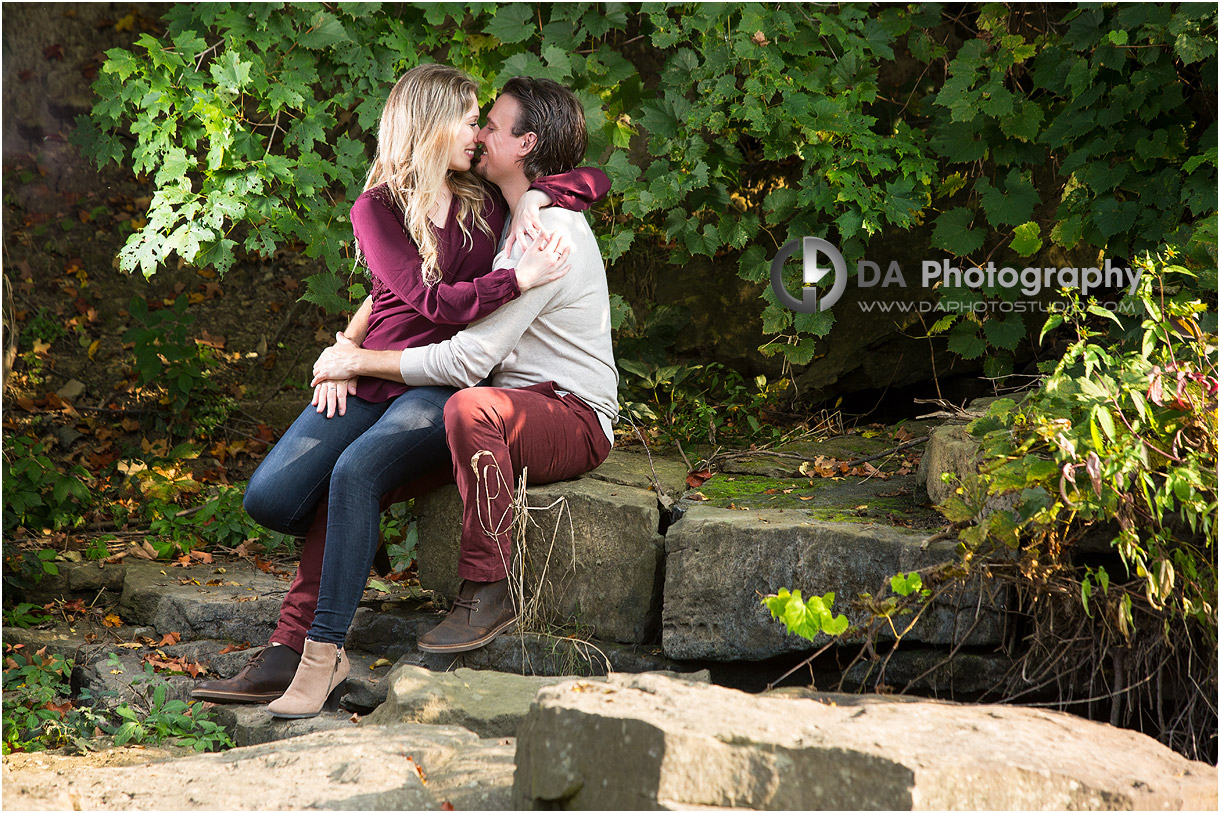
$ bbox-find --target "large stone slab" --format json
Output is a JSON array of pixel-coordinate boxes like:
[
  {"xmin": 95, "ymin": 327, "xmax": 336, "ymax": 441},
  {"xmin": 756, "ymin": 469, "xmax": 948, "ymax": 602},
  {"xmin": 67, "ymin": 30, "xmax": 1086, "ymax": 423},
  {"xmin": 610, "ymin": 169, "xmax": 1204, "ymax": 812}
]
[
  {"xmin": 117, "ymin": 561, "xmax": 288, "ymax": 645},
  {"xmin": 513, "ymin": 673, "xmax": 1217, "ymax": 810},
  {"xmin": 416, "ymin": 477, "xmax": 664, "ymax": 644},
  {"xmin": 2, "ymin": 724, "xmax": 514, "ymax": 811},
  {"xmin": 663, "ymin": 506, "xmax": 1004, "ymax": 661}
]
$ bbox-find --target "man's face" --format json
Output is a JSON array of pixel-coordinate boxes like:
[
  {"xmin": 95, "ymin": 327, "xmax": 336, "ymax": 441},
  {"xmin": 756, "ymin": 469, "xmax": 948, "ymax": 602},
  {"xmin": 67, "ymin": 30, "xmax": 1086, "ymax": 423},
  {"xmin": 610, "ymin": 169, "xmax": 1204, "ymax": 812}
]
[{"xmin": 475, "ymin": 94, "xmax": 529, "ymax": 184}]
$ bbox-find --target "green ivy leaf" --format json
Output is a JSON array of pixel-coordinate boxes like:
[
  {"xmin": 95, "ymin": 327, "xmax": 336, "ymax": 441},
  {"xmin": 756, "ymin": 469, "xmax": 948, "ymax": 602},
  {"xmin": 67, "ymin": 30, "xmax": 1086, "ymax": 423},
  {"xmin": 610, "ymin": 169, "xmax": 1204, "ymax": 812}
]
[
  {"xmin": 1010, "ymin": 222, "xmax": 1043, "ymax": 256},
  {"xmin": 976, "ymin": 171, "xmax": 1038, "ymax": 228},
  {"xmin": 932, "ymin": 207, "xmax": 985, "ymax": 255},
  {"xmin": 298, "ymin": 10, "xmax": 351, "ymax": 50},
  {"xmin": 484, "ymin": 4, "xmax": 536, "ymax": 44}
]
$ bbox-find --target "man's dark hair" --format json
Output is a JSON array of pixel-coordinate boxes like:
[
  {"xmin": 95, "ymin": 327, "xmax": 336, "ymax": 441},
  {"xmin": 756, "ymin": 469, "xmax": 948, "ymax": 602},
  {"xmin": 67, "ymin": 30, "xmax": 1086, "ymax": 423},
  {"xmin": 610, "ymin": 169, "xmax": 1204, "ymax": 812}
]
[{"xmin": 501, "ymin": 76, "xmax": 588, "ymax": 180}]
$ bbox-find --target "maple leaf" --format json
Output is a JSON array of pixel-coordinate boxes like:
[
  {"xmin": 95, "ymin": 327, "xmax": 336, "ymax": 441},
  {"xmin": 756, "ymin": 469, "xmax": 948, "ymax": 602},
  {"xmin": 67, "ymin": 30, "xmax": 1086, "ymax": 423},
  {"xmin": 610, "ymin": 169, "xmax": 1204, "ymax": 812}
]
[
  {"xmin": 103, "ymin": 613, "xmax": 122, "ymax": 627},
  {"xmin": 159, "ymin": 632, "xmax": 181, "ymax": 647},
  {"xmin": 685, "ymin": 469, "xmax": 713, "ymax": 488},
  {"xmin": 219, "ymin": 642, "xmax": 251, "ymax": 654}
]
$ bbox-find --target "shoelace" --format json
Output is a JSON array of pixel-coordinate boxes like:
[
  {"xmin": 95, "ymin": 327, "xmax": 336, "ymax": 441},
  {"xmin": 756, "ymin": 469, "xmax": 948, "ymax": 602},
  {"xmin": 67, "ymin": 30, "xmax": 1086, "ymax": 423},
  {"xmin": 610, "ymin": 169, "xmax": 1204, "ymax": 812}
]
[
  {"xmin": 452, "ymin": 596, "xmax": 481, "ymax": 613},
  {"xmin": 237, "ymin": 650, "xmax": 266, "ymax": 674}
]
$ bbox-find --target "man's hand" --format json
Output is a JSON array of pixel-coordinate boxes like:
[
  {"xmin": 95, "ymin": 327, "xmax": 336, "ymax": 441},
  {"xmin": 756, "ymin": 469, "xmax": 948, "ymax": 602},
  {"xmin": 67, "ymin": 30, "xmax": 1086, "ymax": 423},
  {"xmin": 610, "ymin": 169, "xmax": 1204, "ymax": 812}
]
[
  {"xmin": 504, "ymin": 188, "xmax": 552, "ymax": 258},
  {"xmin": 513, "ymin": 231, "xmax": 572, "ymax": 291}
]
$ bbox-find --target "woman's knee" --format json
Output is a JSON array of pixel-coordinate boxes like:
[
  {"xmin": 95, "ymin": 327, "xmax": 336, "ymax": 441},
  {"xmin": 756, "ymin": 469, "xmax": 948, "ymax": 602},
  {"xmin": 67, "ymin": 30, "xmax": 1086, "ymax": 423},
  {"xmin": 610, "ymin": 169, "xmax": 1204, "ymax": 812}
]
[{"xmin": 243, "ymin": 471, "xmax": 302, "ymax": 533}]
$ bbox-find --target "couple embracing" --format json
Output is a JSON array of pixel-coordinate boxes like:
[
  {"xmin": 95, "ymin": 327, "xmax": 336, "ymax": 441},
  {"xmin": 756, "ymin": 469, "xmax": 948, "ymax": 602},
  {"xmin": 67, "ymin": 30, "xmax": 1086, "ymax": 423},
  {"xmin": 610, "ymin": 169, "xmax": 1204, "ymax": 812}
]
[{"xmin": 191, "ymin": 64, "xmax": 618, "ymax": 718}]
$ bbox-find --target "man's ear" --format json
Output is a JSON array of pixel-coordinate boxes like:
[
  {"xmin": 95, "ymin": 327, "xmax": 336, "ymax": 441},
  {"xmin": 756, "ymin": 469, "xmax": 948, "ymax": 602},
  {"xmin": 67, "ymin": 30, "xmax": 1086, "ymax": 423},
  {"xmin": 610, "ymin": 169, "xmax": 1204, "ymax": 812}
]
[{"xmin": 517, "ymin": 132, "xmax": 538, "ymax": 158}]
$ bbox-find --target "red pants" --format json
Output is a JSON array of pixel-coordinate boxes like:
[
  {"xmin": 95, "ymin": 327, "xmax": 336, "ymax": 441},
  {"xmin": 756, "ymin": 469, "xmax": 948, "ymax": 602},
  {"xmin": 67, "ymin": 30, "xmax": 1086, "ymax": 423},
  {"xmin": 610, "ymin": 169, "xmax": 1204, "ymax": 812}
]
[
  {"xmin": 268, "ymin": 467, "xmax": 454, "ymax": 652},
  {"xmin": 445, "ymin": 382, "xmax": 612, "ymax": 582}
]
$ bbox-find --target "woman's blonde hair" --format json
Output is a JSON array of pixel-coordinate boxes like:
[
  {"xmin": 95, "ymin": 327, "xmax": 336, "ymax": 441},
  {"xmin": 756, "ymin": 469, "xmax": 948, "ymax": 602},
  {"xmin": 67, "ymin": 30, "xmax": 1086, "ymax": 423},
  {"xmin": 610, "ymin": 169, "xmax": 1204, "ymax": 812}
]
[{"xmin": 362, "ymin": 64, "xmax": 492, "ymax": 286}]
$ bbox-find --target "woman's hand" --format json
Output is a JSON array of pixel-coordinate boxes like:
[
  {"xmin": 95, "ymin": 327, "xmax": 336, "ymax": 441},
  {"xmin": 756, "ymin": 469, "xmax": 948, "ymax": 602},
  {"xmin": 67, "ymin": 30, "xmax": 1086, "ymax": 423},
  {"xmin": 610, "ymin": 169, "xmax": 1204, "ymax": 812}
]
[
  {"xmin": 311, "ymin": 333, "xmax": 367, "ymax": 418},
  {"xmin": 513, "ymin": 230, "xmax": 572, "ymax": 291},
  {"xmin": 311, "ymin": 376, "xmax": 356, "ymax": 419},
  {"xmin": 504, "ymin": 188, "xmax": 553, "ymax": 257}
]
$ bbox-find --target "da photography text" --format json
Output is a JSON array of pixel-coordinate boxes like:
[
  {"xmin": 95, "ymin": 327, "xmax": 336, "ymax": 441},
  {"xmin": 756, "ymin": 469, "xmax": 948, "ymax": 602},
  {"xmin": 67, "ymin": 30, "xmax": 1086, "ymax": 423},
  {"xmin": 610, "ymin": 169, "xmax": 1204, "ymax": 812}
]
[{"xmin": 770, "ymin": 237, "xmax": 1141, "ymax": 314}]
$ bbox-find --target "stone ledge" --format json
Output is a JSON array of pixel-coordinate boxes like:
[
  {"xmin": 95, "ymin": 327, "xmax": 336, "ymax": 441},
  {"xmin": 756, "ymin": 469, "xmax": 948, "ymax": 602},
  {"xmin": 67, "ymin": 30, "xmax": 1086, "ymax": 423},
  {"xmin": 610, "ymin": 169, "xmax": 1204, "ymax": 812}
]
[{"xmin": 663, "ymin": 506, "xmax": 1005, "ymax": 661}]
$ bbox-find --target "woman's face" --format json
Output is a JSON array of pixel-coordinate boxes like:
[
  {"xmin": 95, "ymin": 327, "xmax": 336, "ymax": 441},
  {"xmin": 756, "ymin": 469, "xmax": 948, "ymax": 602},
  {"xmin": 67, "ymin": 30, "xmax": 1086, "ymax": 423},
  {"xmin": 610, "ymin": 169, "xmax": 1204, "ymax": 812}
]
[{"xmin": 447, "ymin": 98, "xmax": 481, "ymax": 172}]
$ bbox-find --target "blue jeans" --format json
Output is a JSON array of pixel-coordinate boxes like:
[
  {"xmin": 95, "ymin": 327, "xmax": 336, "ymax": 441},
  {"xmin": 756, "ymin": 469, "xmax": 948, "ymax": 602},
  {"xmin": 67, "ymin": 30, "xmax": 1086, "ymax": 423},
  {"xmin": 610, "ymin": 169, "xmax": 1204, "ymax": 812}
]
[{"xmin": 244, "ymin": 387, "xmax": 455, "ymax": 645}]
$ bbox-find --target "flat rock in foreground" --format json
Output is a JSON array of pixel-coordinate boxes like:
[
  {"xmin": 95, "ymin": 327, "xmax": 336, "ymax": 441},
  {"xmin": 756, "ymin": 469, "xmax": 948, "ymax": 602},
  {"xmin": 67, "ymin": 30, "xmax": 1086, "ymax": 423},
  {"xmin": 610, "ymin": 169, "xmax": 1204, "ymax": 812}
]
[
  {"xmin": 3, "ymin": 724, "xmax": 514, "ymax": 811},
  {"xmin": 514, "ymin": 673, "xmax": 1216, "ymax": 810}
]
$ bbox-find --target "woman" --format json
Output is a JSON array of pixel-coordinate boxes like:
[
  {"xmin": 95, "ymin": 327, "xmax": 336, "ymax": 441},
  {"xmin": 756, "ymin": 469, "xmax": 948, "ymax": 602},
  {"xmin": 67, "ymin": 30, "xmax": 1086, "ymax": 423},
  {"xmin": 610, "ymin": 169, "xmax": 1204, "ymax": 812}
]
[{"xmin": 242, "ymin": 64, "xmax": 608, "ymax": 718}]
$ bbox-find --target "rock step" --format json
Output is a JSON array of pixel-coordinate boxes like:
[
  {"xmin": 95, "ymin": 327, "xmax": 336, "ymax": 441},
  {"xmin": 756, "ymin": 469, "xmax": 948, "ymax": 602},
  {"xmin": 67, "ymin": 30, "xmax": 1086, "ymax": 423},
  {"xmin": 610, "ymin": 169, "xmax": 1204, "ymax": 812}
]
[
  {"xmin": 1, "ymin": 723, "xmax": 516, "ymax": 811},
  {"xmin": 13, "ymin": 442, "xmax": 1000, "ymax": 671}
]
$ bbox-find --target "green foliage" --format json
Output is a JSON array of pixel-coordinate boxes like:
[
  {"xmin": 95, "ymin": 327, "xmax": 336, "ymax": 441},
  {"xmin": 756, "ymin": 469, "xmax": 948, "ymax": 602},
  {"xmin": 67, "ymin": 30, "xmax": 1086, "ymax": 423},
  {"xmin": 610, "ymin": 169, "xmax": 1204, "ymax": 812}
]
[
  {"xmin": 2, "ymin": 647, "xmax": 102, "ymax": 754},
  {"xmin": 3, "ymin": 645, "xmax": 233, "ymax": 755},
  {"xmin": 111, "ymin": 682, "xmax": 233, "ymax": 752},
  {"xmin": 941, "ymin": 253, "xmax": 1216, "ymax": 636},
  {"xmin": 78, "ymin": 3, "xmax": 1217, "ymax": 376},
  {"xmin": 762, "ymin": 587, "xmax": 850, "ymax": 640},
  {"xmin": 888, "ymin": 571, "xmax": 926, "ymax": 598},
  {"xmin": 2, "ymin": 436, "xmax": 93, "ymax": 535},
  {"xmin": 380, "ymin": 502, "xmax": 418, "ymax": 573},
  {"xmin": 145, "ymin": 482, "xmax": 294, "ymax": 558},
  {"xmin": 3, "ymin": 603, "xmax": 51, "ymax": 629},
  {"xmin": 618, "ymin": 359, "xmax": 789, "ymax": 444},
  {"xmin": 20, "ymin": 308, "xmax": 68, "ymax": 348},
  {"xmin": 925, "ymin": 3, "xmax": 1217, "ymax": 368},
  {"xmin": 123, "ymin": 295, "xmax": 225, "ymax": 431}
]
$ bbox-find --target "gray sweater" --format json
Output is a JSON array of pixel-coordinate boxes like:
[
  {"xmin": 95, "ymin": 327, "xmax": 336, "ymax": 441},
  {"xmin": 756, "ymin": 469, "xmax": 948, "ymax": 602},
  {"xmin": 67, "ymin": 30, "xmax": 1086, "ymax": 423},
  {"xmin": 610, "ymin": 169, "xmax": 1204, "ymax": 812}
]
[{"xmin": 398, "ymin": 207, "xmax": 619, "ymax": 442}]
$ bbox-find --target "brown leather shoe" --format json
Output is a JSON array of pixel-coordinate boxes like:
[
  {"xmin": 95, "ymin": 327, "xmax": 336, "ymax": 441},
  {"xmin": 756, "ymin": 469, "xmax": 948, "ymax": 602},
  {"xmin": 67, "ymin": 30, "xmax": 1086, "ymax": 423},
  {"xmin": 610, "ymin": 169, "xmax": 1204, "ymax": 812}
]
[
  {"xmin": 417, "ymin": 579, "xmax": 517, "ymax": 653},
  {"xmin": 191, "ymin": 643, "xmax": 300, "ymax": 703}
]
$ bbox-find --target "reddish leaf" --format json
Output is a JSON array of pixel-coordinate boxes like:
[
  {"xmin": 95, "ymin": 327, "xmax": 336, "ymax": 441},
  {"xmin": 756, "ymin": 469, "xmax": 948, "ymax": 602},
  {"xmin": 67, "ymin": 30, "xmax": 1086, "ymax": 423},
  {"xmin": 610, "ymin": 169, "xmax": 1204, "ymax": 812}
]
[
  {"xmin": 196, "ymin": 330, "xmax": 225, "ymax": 349},
  {"xmin": 218, "ymin": 642, "xmax": 251, "ymax": 655},
  {"xmin": 159, "ymin": 632, "xmax": 181, "ymax": 647},
  {"xmin": 685, "ymin": 469, "xmax": 713, "ymax": 488},
  {"xmin": 43, "ymin": 44, "xmax": 64, "ymax": 60}
]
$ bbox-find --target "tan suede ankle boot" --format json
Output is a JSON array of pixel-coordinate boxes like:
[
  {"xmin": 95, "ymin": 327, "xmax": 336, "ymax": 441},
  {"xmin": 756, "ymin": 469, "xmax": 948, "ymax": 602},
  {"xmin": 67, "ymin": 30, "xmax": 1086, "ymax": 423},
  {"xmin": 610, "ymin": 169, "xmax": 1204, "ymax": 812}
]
[{"xmin": 267, "ymin": 639, "xmax": 349, "ymax": 719}]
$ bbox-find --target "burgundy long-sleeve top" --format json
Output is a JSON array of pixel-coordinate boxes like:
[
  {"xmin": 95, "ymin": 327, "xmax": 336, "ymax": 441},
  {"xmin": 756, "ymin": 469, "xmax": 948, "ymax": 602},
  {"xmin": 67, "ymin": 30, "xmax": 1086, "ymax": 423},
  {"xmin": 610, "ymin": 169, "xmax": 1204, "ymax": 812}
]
[{"xmin": 353, "ymin": 169, "xmax": 610, "ymax": 402}]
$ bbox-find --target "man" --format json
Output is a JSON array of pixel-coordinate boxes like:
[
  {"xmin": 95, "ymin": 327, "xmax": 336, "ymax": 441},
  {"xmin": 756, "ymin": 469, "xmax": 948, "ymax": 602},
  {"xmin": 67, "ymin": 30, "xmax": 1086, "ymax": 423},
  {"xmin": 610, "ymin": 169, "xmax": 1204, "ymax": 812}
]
[
  {"xmin": 193, "ymin": 76, "xmax": 615, "ymax": 699},
  {"xmin": 404, "ymin": 76, "xmax": 618, "ymax": 651}
]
